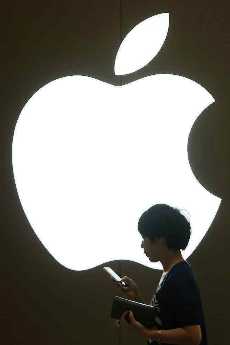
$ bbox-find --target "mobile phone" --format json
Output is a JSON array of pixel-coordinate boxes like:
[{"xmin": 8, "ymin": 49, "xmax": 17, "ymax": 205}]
[{"xmin": 103, "ymin": 267, "xmax": 127, "ymax": 287}]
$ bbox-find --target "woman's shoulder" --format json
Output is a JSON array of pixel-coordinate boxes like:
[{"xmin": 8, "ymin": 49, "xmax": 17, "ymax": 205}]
[
  {"xmin": 170, "ymin": 260, "xmax": 192, "ymax": 274},
  {"xmin": 164, "ymin": 261, "xmax": 196, "ymax": 287},
  {"xmin": 160, "ymin": 261, "xmax": 202, "ymax": 304}
]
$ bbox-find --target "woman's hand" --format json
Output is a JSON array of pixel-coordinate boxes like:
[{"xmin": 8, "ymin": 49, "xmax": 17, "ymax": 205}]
[
  {"xmin": 115, "ymin": 276, "xmax": 140, "ymax": 300},
  {"xmin": 119, "ymin": 310, "xmax": 152, "ymax": 339},
  {"xmin": 115, "ymin": 311, "xmax": 160, "ymax": 341}
]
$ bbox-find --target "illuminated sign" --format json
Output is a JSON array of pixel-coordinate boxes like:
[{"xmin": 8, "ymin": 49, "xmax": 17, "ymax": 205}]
[{"xmin": 12, "ymin": 14, "xmax": 221, "ymax": 270}]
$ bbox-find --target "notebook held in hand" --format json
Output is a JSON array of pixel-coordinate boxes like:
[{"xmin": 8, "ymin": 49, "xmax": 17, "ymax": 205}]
[{"xmin": 111, "ymin": 296, "xmax": 161, "ymax": 328}]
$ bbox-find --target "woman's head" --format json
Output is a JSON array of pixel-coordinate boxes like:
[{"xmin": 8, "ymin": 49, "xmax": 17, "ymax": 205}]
[{"xmin": 138, "ymin": 204, "xmax": 191, "ymax": 251}]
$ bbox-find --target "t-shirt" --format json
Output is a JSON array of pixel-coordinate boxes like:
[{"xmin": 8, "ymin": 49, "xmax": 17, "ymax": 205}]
[{"xmin": 148, "ymin": 260, "xmax": 208, "ymax": 345}]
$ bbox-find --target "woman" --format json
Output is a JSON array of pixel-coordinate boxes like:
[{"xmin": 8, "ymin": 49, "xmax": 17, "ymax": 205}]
[{"xmin": 116, "ymin": 204, "xmax": 207, "ymax": 345}]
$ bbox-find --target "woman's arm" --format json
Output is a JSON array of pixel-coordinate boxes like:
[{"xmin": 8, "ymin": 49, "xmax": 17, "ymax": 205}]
[
  {"xmin": 121, "ymin": 311, "xmax": 202, "ymax": 345},
  {"xmin": 145, "ymin": 324, "xmax": 202, "ymax": 345}
]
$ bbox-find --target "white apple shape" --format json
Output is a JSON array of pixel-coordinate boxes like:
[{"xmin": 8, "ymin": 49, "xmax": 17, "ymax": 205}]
[
  {"xmin": 12, "ymin": 13, "xmax": 221, "ymax": 271},
  {"xmin": 114, "ymin": 13, "xmax": 169, "ymax": 75}
]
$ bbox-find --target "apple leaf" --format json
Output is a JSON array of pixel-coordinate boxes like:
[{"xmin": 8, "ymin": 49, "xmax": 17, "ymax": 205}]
[{"xmin": 114, "ymin": 13, "xmax": 169, "ymax": 76}]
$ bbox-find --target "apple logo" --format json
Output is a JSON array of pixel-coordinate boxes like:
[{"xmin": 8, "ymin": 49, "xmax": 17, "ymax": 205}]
[{"xmin": 12, "ymin": 13, "xmax": 221, "ymax": 271}]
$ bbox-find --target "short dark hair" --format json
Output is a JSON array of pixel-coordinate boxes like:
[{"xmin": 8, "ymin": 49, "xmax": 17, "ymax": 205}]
[{"xmin": 138, "ymin": 204, "xmax": 191, "ymax": 250}]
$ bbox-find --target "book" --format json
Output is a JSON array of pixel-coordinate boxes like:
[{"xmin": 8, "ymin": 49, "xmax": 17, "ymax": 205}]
[{"xmin": 111, "ymin": 296, "xmax": 162, "ymax": 328}]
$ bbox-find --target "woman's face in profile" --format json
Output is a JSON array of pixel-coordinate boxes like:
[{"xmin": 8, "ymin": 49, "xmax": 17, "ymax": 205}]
[{"xmin": 141, "ymin": 237, "xmax": 162, "ymax": 262}]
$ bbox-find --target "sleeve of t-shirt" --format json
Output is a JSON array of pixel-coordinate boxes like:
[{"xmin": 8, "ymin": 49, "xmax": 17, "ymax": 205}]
[{"xmin": 166, "ymin": 275, "xmax": 202, "ymax": 328}]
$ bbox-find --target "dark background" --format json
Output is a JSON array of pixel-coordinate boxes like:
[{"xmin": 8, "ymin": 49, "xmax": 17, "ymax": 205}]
[{"xmin": 0, "ymin": 1, "xmax": 230, "ymax": 344}]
